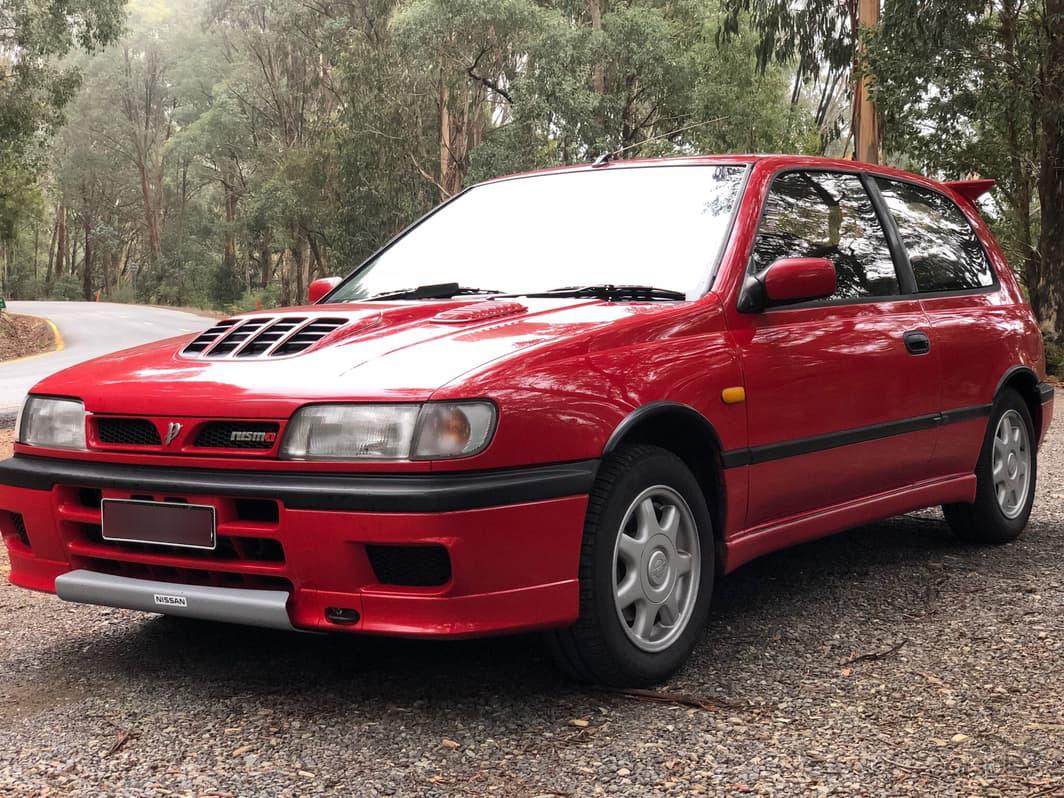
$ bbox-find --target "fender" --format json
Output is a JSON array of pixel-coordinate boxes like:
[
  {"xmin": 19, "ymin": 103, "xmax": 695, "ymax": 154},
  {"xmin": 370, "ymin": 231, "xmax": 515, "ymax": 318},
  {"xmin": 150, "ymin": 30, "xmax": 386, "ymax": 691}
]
[
  {"xmin": 993, "ymin": 364, "xmax": 1039, "ymax": 399},
  {"xmin": 602, "ymin": 400, "xmax": 726, "ymax": 458}
]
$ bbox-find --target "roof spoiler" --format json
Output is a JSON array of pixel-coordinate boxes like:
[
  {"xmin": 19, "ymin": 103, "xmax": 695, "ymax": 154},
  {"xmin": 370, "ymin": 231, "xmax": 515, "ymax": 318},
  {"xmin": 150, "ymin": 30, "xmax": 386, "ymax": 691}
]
[{"xmin": 944, "ymin": 178, "xmax": 996, "ymax": 204}]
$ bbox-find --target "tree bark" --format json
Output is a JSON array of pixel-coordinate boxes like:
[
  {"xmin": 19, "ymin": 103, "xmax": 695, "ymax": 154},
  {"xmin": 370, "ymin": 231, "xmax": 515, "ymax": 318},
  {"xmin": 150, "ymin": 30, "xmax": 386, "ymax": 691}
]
[
  {"xmin": 82, "ymin": 218, "xmax": 93, "ymax": 301},
  {"xmin": 55, "ymin": 205, "xmax": 66, "ymax": 278},
  {"xmin": 1000, "ymin": 0, "xmax": 1042, "ymax": 319},
  {"xmin": 438, "ymin": 68, "xmax": 453, "ymax": 201},
  {"xmin": 223, "ymin": 181, "xmax": 239, "ymax": 288},
  {"xmin": 589, "ymin": 0, "xmax": 605, "ymax": 94},
  {"xmin": 853, "ymin": 0, "xmax": 880, "ymax": 164},
  {"xmin": 1040, "ymin": 0, "xmax": 1064, "ymax": 334}
]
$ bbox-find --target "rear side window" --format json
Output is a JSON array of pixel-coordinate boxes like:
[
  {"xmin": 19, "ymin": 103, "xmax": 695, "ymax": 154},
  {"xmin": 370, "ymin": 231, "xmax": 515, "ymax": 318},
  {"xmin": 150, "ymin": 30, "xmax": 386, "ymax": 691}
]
[
  {"xmin": 875, "ymin": 178, "xmax": 995, "ymax": 292},
  {"xmin": 751, "ymin": 171, "xmax": 900, "ymax": 301}
]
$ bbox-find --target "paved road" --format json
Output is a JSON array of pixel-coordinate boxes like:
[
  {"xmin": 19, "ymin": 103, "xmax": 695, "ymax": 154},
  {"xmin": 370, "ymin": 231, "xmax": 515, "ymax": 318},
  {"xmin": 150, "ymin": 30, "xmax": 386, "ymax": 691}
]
[{"xmin": 0, "ymin": 301, "xmax": 215, "ymax": 414}]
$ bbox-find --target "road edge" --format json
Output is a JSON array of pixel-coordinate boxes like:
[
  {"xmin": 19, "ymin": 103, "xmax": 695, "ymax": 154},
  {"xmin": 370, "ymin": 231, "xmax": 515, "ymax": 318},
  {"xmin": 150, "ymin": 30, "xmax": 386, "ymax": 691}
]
[{"xmin": 1, "ymin": 314, "xmax": 64, "ymax": 366}]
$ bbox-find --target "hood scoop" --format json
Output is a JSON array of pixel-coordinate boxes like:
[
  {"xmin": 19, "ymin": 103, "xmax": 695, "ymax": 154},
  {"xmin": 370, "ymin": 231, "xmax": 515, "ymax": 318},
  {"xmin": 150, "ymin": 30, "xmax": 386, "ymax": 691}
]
[
  {"xmin": 432, "ymin": 301, "xmax": 527, "ymax": 325},
  {"xmin": 182, "ymin": 315, "xmax": 349, "ymax": 359}
]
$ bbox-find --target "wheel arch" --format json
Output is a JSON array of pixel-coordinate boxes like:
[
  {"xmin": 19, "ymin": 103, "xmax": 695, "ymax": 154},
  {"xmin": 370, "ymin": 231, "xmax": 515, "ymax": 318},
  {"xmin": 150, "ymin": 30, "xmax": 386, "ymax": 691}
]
[
  {"xmin": 603, "ymin": 402, "xmax": 728, "ymax": 556},
  {"xmin": 995, "ymin": 365, "xmax": 1042, "ymax": 440}
]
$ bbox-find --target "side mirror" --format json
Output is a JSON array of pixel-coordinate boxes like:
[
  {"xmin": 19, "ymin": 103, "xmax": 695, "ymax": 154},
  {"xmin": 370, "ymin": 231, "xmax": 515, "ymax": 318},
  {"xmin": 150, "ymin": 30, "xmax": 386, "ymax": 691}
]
[
  {"xmin": 308, "ymin": 276, "xmax": 342, "ymax": 304},
  {"xmin": 738, "ymin": 257, "xmax": 836, "ymax": 312}
]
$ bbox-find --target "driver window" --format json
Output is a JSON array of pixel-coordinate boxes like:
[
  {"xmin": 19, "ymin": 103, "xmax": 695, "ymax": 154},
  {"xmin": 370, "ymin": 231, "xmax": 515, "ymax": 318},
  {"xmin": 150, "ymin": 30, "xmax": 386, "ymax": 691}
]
[{"xmin": 751, "ymin": 171, "xmax": 900, "ymax": 301}]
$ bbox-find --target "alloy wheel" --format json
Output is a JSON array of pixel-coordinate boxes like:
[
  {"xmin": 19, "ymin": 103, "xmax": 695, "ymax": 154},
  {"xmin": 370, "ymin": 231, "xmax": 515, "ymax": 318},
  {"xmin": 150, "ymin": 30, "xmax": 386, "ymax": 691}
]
[
  {"xmin": 992, "ymin": 408, "xmax": 1031, "ymax": 519},
  {"xmin": 611, "ymin": 485, "xmax": 701, "ymax": 653}
]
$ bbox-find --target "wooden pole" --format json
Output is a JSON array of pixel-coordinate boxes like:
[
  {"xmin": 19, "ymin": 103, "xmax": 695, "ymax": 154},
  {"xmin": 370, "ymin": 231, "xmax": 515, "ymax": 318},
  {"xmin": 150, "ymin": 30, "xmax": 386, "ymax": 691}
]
[{"xmin": 854, "ymin": 0, "xmax": 881, "ymax": 163}]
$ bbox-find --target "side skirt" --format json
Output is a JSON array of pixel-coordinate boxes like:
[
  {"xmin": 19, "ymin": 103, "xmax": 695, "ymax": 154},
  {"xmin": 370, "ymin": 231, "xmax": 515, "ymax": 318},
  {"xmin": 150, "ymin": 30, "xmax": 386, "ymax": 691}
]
[{"xmin": 722, "ymin": 474, "xmax": 977, "ymax": 574}]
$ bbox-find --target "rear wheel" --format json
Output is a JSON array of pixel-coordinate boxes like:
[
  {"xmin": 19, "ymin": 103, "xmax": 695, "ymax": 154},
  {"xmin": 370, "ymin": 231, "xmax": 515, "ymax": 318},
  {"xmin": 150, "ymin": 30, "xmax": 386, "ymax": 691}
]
[
  {"xmin": 943, "ymin": 389, "xmax": 1036, "ymax": 544},
  {"xmin": 547, "ymin": 445, "xmax": 714, "ymax": 686}
]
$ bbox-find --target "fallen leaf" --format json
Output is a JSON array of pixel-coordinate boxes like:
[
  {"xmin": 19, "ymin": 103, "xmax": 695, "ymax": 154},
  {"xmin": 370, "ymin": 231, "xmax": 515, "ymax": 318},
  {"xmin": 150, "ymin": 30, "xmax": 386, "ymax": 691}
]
[
  {"xmin": 568, "ymin": 718, "xmax": 589, "ymax": 728},
  {"xmin": 231, "ymin": 745, "xmax": 252, "ymax": 758},
  {"xmin": 440, "ymin": 738, "xmax": 460, "ymax": 749},
  {"xmin": 951, "ymin": 733, "xmax": 971, "ymax": 744}
]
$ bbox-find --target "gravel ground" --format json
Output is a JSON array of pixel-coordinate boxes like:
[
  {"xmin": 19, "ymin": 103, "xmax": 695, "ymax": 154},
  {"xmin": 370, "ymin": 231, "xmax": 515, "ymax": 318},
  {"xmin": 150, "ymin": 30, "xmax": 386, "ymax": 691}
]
[{"xmin": 0, "ymin": 406, "xmax": 1062, "ymax": 797}]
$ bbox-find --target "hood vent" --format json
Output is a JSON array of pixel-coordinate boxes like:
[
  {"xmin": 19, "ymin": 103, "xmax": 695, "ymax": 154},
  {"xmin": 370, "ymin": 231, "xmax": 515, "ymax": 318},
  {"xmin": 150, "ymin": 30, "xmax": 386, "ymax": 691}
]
[
  {"xmin": 182, "ymin": 316, "xmax": 348, "ymax": 359},
  {"xmin": 432, "ymin": 301, "xmax": 527, "ymax": 324}
]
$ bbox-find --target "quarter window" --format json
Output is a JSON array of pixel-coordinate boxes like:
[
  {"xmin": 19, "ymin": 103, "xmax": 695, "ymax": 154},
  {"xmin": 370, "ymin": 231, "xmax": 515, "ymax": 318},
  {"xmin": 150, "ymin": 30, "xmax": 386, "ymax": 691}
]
[
  {"xmin": 875, "ymin": 178, "xmax": 995, "ymax": 292},
  {"xmin": 751, "ymin": 171, "xmax": 900, "ymax": 301}
]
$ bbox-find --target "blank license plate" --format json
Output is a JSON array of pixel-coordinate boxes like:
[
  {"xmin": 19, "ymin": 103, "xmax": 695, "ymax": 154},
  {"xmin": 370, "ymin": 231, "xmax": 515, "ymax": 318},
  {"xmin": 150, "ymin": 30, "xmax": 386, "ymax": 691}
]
[{"xmin": 101, "ymin": 499, "xmax": 217, "ymax": 550}]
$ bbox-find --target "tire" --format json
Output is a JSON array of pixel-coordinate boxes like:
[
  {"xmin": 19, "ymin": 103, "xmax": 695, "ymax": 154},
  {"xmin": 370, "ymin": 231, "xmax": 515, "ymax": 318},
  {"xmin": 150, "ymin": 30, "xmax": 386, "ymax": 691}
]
[
  {"xmin": 546, "ymin": 444, "xmax": 715, "ymax": 686},
  {"xmin": 943, "ymin": 388, "xmax": 1036, "ymax": 544}
]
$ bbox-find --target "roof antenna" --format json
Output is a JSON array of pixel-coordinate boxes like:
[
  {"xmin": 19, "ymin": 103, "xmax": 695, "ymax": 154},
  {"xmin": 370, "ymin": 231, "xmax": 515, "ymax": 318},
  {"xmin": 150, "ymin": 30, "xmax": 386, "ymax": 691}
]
[{"xmin": 587, "ymin": 117, "xmax": 727, "ymax": 168}]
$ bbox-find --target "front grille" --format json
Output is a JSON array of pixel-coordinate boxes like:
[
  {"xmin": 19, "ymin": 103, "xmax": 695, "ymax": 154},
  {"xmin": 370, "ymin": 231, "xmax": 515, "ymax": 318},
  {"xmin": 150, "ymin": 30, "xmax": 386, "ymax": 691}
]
[
  {"xmin": 366, "ymin": 544, "xmax": 451, "ymax": 587},
  {"xmin": 181, "ymin": 316, "xmax": 347, "ymax": 359},
  {"xmin": 194, "ymin": 422, "xmax": 280, "ymax": 450},
  {"xmin": 96, "ymin": 418, "xmax": 162, "ymax": 446}
]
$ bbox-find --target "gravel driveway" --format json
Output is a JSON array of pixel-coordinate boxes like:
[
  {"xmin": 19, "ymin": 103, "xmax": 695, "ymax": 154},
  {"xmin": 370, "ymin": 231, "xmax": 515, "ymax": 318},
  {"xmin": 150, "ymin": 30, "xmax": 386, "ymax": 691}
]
[{"xmin": 0, "ymin": 404, "xmax": 1061, "ymax": 797}]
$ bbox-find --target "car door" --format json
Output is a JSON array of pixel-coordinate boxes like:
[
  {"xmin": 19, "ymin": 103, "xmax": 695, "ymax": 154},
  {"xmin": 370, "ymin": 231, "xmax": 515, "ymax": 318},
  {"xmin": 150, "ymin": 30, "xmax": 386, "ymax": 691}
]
[
  {"xmin": 727, "ymin": 169, "xmax": 941, "ymax": 529},
  {"xmin": 872, "ymin": 177, "xmax": 1013, "ymax": 477}
]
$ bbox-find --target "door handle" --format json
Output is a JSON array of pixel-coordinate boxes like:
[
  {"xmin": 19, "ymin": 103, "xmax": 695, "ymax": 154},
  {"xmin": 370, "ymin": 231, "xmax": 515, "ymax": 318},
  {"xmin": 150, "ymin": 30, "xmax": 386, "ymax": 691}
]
[{"xmin": 903, "ymin": 330, "xmax": 931, "ymax": 355}]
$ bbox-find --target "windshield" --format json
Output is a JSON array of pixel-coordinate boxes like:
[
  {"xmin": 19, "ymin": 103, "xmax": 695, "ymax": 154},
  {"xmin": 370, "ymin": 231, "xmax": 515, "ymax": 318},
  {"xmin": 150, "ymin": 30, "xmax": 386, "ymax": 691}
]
[{"xmin": 325, "ymin": 164, "xmax": 748, "ymax": 303}]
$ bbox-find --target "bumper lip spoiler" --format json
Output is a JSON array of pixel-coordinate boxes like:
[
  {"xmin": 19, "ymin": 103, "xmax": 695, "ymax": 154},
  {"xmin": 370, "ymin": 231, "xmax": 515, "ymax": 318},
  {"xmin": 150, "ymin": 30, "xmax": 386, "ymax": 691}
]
[
  {"xmin": 0, "ymin": 454, "xmax": 598, "ymax": 513},
  {"xmin": 55, "ymin": 569, "xmax": 296, "ymax": 630}
]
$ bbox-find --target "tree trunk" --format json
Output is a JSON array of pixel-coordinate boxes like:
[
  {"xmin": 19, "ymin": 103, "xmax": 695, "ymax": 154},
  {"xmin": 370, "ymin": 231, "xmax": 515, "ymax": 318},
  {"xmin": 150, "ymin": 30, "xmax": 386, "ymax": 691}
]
[
  {"xmin": 45, "ymin": 208, "xmax": 58, "ymax": 287},
  {"xmin": 589, "ymin": 0, "xmax": 605, "ymax": 94},
  {"xmin": 223, "ymin": 183, "xmax": 239, "ymax": 287},
  {"xmin": 853, "ymin": 0, "xmax": 880, "ymax": 164},
  {"xmin": 438, "ymin": 68, "xmax": 453, "ymax": 201},
  {"xmin": 1001, "ymin": 0, "xmax": 1042, "ymax": 318},
  {"xmin": 82, "ymin": 219, "xmax": 93, "ymax": 301},
  {"xmin": 55, "ymin": 205, "xmax": 66, "ymax": 278},
  {"xmin": 1041, "ymin": 0, "xmax": 1064, "ymax": 334},
  {"xmin": 33, "ymin": 220, "xmax": 40, "ymax": 282},
  {"xmin": 138, "ymin": 160, "xmax": 162, "ymax": 265}
]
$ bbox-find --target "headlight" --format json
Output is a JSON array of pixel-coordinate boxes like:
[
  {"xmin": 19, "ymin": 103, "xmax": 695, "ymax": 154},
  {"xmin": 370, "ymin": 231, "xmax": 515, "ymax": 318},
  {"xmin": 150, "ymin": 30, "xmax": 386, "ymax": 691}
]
[
  {"xmin": 280, "ymin": 401, "xmax": 496, "ymax": 461},
  {"xmin": 412, "ymin": 402, "xmax": 495, "ymax": 459},
  {"xmin": 17, "ymin": 396, "xmax": 87, "ymax": 450}
]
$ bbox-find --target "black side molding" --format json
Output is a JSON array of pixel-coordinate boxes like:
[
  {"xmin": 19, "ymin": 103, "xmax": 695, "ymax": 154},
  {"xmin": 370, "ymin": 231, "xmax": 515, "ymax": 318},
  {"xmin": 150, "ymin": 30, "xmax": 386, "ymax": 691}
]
[
  {"xmin": 0, "ymin": 455, "xmax": 599, "ymax": 513},
  {"xmin": 722, "ymin": 404, "xmax": 993, "ymax": 469},
  {"xmin": 1038, "ymin": 382, "xmax": 1055, "ymax": 404}
]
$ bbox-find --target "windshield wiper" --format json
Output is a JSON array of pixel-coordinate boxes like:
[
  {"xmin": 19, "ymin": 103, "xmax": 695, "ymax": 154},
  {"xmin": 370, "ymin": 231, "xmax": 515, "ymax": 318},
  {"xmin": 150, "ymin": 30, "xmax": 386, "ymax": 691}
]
[
  {"xmin": 515, "ymin": 284, "xmax": 687, "ymax": 302},
  {"xmin": 365, "ymin": 283, "xmax": 503, "ymax": 301}
]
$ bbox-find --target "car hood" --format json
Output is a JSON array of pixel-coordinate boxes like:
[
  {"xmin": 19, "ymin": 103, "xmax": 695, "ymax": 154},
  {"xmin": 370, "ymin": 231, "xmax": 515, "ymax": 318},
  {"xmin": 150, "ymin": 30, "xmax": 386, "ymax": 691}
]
[{"xmin": 30, "ymin": 298, "xmax": 665, "ymax": 417}]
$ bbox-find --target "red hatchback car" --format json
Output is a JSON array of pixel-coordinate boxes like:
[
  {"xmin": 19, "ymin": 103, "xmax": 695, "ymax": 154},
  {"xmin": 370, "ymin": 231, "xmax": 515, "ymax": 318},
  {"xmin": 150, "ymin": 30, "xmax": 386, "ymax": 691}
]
[{"xmin": 1, "ymin": 155, "xmax": 1053, "ymax": 685}]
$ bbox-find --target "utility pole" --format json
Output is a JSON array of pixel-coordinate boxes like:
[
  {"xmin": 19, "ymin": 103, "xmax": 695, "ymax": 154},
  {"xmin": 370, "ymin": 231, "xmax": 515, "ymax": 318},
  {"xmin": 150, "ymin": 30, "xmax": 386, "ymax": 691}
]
[{"xmin": 853, "ymin": 0, "xmax": 881, "ymax": 163}]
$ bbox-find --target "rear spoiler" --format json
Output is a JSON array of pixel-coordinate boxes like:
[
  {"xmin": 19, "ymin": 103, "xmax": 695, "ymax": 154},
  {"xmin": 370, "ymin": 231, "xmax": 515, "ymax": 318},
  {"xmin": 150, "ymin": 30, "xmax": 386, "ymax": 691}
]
[{"xmin": 943, "ymin": 179, "xmax": 995, "ymax": 204}]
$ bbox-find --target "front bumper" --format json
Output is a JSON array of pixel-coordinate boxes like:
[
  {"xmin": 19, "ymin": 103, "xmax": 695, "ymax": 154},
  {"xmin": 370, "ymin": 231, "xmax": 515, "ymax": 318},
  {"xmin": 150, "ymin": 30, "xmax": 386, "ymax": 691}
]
[{"xmin": 0, "ymin": 454, "xmax": 595, "ymax": 637}]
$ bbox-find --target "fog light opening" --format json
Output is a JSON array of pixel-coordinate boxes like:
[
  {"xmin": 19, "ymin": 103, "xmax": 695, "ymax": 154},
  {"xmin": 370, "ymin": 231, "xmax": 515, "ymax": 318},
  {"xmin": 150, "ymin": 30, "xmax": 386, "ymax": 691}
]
[{"xmin": 324, "ymin": 607, "xmax": 360, "ymax": 625}]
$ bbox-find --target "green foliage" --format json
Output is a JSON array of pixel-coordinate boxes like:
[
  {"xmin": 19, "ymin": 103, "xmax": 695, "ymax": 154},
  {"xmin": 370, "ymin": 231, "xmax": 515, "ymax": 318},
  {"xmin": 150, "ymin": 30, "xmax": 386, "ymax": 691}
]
[
  {"xmin": 1045, "ymin": 335, "xmax": 1064, "ymax": 378},
  {"xmin": 6, "ymin": 0, "xmax": 819, "ymax": 309},
  {"xmin": 0, "ymin": 0, "xmax": 125, "ymax": 171}
]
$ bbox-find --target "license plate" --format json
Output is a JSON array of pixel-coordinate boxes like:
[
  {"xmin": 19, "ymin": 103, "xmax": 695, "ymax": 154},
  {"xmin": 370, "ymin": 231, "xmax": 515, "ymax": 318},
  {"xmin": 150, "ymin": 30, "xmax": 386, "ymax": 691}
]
[{"xmin": 101, "ymin": 499, "xmax": 217, "ymax": 551}]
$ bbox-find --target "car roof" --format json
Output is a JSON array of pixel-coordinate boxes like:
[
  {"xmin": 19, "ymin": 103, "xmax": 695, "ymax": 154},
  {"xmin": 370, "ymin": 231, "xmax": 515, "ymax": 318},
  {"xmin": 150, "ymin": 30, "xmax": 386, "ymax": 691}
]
[{"xmin": 481, "ymin": 154, "xmax": 961, "ymax": 197}]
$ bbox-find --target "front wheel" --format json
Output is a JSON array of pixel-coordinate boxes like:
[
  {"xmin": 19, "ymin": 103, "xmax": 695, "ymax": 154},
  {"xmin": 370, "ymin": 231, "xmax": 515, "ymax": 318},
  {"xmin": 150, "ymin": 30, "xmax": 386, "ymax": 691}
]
[
  {"xmin": 547, "ymin": 445, "xmax": 714, "ymax": 686},
  {"xmin": 943, "ymin": 388, "xmax": 1036, "ymax": 544}
]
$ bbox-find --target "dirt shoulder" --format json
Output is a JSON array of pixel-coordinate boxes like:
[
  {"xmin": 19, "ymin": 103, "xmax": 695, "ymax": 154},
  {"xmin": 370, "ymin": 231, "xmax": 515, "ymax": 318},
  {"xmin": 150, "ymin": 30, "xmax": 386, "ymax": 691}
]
[{"xmin": 0, "ymin": 313, "xmax": 57, "ymax": 362}]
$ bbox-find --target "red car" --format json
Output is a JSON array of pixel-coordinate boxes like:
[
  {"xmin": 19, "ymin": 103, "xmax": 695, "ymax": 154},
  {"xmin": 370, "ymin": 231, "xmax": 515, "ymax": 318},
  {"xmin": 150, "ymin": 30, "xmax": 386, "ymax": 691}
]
[{"xmin": 1, "ymin": 155, "xmax": 1053, "ymax": 685}]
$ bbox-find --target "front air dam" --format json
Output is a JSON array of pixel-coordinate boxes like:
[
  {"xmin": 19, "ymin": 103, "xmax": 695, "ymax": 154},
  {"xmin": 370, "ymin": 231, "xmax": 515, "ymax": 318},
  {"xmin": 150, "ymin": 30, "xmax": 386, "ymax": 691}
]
[{"xmin": 54, "ymin": 569, "xmax": 297, "ymax": 630}]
